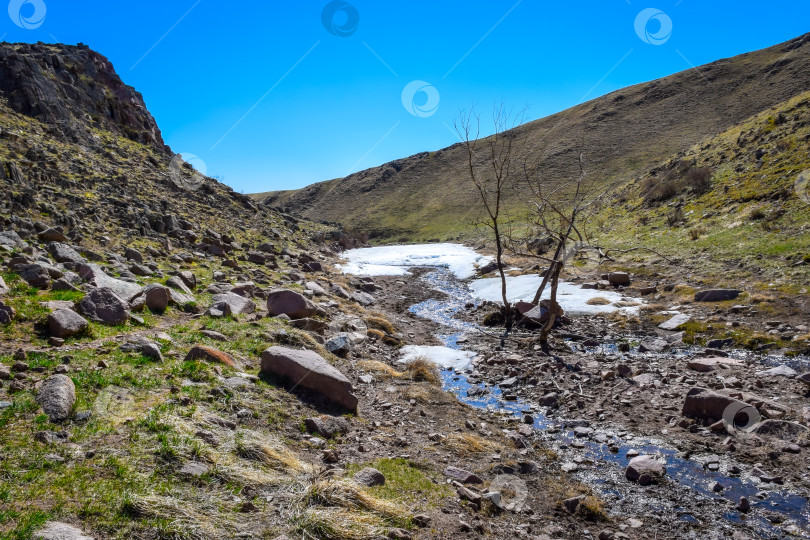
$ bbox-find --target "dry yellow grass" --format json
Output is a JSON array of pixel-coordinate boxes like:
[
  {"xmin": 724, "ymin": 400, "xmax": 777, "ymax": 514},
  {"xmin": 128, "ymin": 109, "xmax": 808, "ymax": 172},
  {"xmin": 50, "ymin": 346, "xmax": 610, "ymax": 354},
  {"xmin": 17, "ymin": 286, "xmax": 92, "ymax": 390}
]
[
  {"xmin": 364, "ymin": 315, "xmax": 396, "ymax": 335},
  {"xmin": 357, "ymin": 360, "xmax": 404, "ymax": 378},
  {"xmin": 585, "ymin": 297, "xmax": 611, "ymax": 305},
  {"xmin": 441, "ymin": 433, "xmax": 501, "ymax": 457},
  {"xmin": 403, "ymin": 356, "xmax": 441, "ymax": 385}
]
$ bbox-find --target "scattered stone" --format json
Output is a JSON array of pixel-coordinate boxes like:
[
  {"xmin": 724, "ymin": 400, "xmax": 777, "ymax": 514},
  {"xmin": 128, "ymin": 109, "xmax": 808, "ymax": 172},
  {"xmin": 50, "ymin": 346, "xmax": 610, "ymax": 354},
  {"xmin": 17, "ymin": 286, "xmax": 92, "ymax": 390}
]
[
  {"xmin": 687, "ymin": 357, "xmax": 741, "ymax": 372},
  {"xmin": 0, "ymin": 301, "xmax": 16, "ymax": 324},
  {"xmin": 563, "ymin": 496, "xmax": 584, "ymax": 513},
  {"xmin": 658, "ymin": 313, "xmax": 691, "ymax": 331},
  {"xmin": 755, "ymin": 365, "xmax": 797, "ymax": 378},
  {"xmin": 78, "ymin": 288, "xmax": 129, "ymax": 325},
  {"xmin": 325, "ymin": 334, "xmax": 352, "ymax": 357},
  {"xmin": 208, "ymin": 291, "xmax": 256, "ymax": 317},
  {"xmin": 179, "ymin": 461, "xmax": 209, "ymax": 478},
  {"xmin": 177, "ymin": 271, "xmax": 197, "ymax": 290},
  {"xmin": 608, "ymin": 272, "xmax": 630, "ymax": 286},
  {"xmin": 260, "ymin": 346, "xmax": 358, "ymax": 411},
  {"xmin": 185, "ymin": 346, "xmax": 238, "ymax": 369},
  {"xmin": 353, "ymin": 467, "xmax": 385, "ymax": 487},
  {"xmin": 34, "ymin": 521, "xmax": 95, "ymax": 540},
  {"xmin": 625, "ymin": 455, "xmax": 666, "ymax": 484},
  {"xmin": 47, "ymin": 243, "xmax": 86, "ymax": 264},
  {"xmin": 304, "ymin": 415, "xmax": 349, "ymax": 438},
  {"xmin": 444, "ymin": 466, "xmax": 483, "ymax": 484},
  {"xmin": 166, "ymin": 275, "xmax": 193, "ymax": 294},
  {"xmin": 751, "ymin": 420, "xmax": 808, "ymax": 441},
  {"xmin": 266, "ymin": 289, "xmax": 319, "ymax": 319},
  {"xmin": 143, "ymin": 284, "xmax": 171, "ymax": 313},
  {"xmin": 78, "ymin": 264, "xmax": 143, "ymax": 302},
  {"xmin": 638, "ymin": 338, "xmax": 669, "ymax": 353},
  {"xmin": 124, "ymin": 247, "xmax": 143, "ymax": 263},
  {"xmin": 737, "ymin": 496, "xmax": 750, "ymax": 513},
  {"xmin": 694, "ymin": 289, "xmax": 741, "ymax": 302},
  {"xmin": 36, "ymin": 374, "xmax": 76, "ymax": 422},
  {"xmin": 200, "ymin": 330, "xmax": 228, "ymax": 342}
]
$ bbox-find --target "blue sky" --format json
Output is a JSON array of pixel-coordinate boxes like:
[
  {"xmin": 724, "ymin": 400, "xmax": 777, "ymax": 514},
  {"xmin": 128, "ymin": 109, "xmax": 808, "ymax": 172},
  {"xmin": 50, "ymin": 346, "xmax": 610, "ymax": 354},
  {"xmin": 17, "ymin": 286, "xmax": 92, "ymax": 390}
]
[{"xmin": 4, "ymin": 1, "xmax": 809, "ymax": 193}]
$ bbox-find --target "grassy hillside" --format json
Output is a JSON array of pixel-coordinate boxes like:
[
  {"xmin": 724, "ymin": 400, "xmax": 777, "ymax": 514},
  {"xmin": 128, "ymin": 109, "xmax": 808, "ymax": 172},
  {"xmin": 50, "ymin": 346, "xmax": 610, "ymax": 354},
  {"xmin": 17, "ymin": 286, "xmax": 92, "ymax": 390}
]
[
  {"xmin": 588, "ymin": 90, "xmax": 810, "ymax": 294},
  {"xmin": 253, "ymin": 33, "xmax": 810, "ymax": 244}
]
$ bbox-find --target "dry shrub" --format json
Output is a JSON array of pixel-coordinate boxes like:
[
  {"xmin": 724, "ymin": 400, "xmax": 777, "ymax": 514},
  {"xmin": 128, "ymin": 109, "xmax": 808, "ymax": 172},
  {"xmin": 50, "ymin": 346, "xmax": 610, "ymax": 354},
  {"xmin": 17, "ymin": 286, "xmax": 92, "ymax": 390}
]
[
  {"xmin": 357, "ymin": 360, "xmax": 404, "ymax": 379},
  {"xmin": 294, "ymin": 507, "xmax": 386, "ymax": 540},
  {"xmin": 308, "ymin": 478, "xmax": 409, "ymax": 521},
  {"xmin": 585, "ymin": 297, "xmax": 611, "ymax": 306},
  {"xmin": 639, "ymin": 303, "xmax": 666, "ymax": 312},
  {"xmin": 404, "ymin": 356, "xmax": 440, "ymax": 385},
  {"xmin": 236, "ymin": 439, "xmax": 312, "ymax": 473},
  {"xmin": 441, "ymin": 433, "xmax": 500, "ymax": 457},
  {"xmin": 364, "ymin": 316, "xmax": 396, "ymax": 335}
]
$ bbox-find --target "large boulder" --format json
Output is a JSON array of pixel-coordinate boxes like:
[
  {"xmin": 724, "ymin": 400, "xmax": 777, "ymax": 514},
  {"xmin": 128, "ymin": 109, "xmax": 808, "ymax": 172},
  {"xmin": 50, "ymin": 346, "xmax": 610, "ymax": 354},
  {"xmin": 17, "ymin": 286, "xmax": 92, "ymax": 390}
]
[
  {"xmin": 260, "ymin": 346, "xmax": 357, "ymax": 411},
  {"xmin": 38, "ymin": 228, "xmax": 67, "ymax": 242},
  {"xmin": 266, "ymin": 289, "xmax": 318, "ymax": 319},
  {"xmin": 18, "ymin": 263, "xmax": 54, "ymax": 288},
  {"xmin": 47, "ymin": 243, "xmax": 86, "ymax": 265},
  {"xmin": 78, "ymin": 264, "xmax": 143, "ymax": 302},
  {"xmin": 47, "ymin": 309, "xmax": 89, "ymax": 338},
  {"xmin": 78, "ymin": 288, "xmax": 130, "ymax": 326},
  {"xmin": 166, "ymin": 275, "xmax": 193, "ymax": 294},
  {"xmin": 694, "ymin": 289, "xmax": 741, "ymax": 302},
  {"xmin": 36, "ymin": 374, "xmax": 76, "ymax": 422},
  {"xmin": 681, "ymin": 387, "xmax": 751, "ymax": 424}
]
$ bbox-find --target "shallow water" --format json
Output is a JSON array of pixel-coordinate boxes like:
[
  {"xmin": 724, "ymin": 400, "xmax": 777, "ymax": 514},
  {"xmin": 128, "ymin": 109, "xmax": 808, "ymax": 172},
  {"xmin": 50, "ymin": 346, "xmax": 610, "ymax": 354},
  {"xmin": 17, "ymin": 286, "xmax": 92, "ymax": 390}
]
[{"xmin": 407, "ymin": 266, "xmax": 810, "ymax": 538}]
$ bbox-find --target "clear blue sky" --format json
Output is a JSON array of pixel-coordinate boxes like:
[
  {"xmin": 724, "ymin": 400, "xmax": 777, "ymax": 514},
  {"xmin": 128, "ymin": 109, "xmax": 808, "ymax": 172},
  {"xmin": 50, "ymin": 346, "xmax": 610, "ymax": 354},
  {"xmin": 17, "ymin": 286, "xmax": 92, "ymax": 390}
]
[{"xmin": 4, "ymin": 1, "xmax": 809, "ymax": 193}]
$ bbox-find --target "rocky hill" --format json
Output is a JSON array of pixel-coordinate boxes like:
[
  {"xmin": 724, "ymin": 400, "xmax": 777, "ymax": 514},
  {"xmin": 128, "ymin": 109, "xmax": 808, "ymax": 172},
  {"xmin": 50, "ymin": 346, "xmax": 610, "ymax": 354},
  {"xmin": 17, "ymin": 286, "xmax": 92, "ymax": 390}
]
[{"xmin": 254, "ymin": 33, "xmax": 810, "ymax": 243}]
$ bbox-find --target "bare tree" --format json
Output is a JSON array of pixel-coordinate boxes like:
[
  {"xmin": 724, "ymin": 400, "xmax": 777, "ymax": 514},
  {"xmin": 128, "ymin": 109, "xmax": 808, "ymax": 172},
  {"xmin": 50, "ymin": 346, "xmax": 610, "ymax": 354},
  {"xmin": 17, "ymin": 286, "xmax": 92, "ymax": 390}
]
[{"xmin": 455, "ymin": 104, "xmax": 526, "ymax": 319}]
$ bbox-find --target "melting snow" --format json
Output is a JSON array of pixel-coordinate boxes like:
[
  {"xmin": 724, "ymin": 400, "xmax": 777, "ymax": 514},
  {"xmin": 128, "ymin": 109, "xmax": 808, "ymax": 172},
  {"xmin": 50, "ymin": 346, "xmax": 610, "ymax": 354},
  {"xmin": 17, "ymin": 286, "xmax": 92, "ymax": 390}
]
[
  {"xmin": 400, "ymin": 345, "xmax": 476, "ymax": 371},
  {"xmin": 338, "ymin": 243, "xmax": 491, "ymax": 279},
  {"xmin": 469, "ymin": 274, "xmax": 642, "ymax": 315}
]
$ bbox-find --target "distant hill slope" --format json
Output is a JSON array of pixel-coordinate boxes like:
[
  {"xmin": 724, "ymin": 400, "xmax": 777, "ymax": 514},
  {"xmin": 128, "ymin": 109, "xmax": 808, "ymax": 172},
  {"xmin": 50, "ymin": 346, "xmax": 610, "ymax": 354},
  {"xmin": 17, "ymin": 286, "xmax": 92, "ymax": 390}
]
[{"xmin": 253, "ymin": 33, "xmax": 810, "ymax": 241}]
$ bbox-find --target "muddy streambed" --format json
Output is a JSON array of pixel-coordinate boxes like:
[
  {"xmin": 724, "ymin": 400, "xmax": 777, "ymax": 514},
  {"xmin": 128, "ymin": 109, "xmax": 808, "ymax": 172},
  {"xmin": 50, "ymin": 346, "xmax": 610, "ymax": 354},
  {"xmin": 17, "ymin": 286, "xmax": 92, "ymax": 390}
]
[
  {"xmin": 340, "ymin": 244, "xmax": 809, "ymax": 538},
  {"xmin": 413, "ymin": 268, "xmax": 809, "ymax": 539}
]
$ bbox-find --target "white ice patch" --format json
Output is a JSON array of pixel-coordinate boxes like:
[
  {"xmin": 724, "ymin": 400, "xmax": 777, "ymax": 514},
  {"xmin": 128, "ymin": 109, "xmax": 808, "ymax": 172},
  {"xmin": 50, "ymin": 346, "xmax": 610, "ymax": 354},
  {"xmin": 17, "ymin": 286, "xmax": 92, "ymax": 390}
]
[
  {"xmin": 469, "ymin": 274, "xmax": 642, "ymax": 315},
  {"xmin": 400, "ymin": 345, "xmax": 476, "ymax": 371},
  {"xmin": 338, "ymin": 243, "xmax": 491, "ymax": 279}
]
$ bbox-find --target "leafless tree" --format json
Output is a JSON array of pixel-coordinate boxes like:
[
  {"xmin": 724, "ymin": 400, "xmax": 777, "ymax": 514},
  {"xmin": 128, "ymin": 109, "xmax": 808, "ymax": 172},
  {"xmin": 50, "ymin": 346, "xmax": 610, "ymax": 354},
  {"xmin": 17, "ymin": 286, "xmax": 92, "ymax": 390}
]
[{"xmin": 455, "ymin": 104, "xmax": 526, "ymax": 318}]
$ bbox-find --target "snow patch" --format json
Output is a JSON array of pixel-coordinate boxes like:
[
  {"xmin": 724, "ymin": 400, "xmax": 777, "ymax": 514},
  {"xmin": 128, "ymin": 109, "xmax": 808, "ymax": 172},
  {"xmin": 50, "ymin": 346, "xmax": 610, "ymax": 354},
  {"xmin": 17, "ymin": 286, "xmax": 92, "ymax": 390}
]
[
  {"xmin": 400, "ymin": 345, "xmax": 476, "ymax": 371},
  {"xmin": 469, "ymin": 274, "xmax": 642, "ymax": 315},
  {"xmin": 338, "ymin": 243, "xmax": 491, "ymax": 279}
]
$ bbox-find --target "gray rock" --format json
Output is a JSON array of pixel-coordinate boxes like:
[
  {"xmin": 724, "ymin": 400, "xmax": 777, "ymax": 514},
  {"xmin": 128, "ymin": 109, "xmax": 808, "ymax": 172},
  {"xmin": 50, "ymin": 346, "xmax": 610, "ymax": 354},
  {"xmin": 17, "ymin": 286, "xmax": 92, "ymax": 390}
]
[
  {"xmin": 750, "ymin": 420, "xmax": 808, "ymax": 441},
  {"xmin": 0, "ymin": 230, "xmax": 25, "ymax": 249},
  {"xmin": 78, "ymin": 264, "xmax": 143, "ymax": 302},
  {"xmin": 129, "ymin": 263, "xmax": 153, "ymax": 277},
  {"xmin": 626, "ymin": 455, "xmax": 666, "ymax": 483},
  {"xmin": 208, "ymin": 291, "xmax": 256, "ymax": 317},
  {"xmin": 260, "ymin": 346, "xmax": 358, "ymax": 411},
  {"xmin": 755, "ymin": 365, "xmax": 797, "ymax": 378},
  {"xmin": 694, "ymin": 289, "xmax": 741, "ymax": 302},
  {"xmin": 124, "ymin": 248, "xmax": 143, "ymax": 263},
  {"xmin": 47, "ymin": 309, "xmax": 89, "ymax": 338},
  {"xmin": 18, "ymin": 263, "xmax": 53, "ymax": 288},
  {"xmin": 0, "ymin": 275, "xmax": 7, "ymax": 295},
  {"xmin": 444, "ymin": 466, "xmax": 483, "ymax": 484},
  {"xmin": 325, "ymin": 334, "xmax": 352, "ymax": 357},
  {"xmin": 353, "ymin": 467, "xmax": 385, "ymax": 487},
  {"xmin": 166, "ymin": 275, "xmax": 193, "ymax": 294},
  {"xmin": 352, "ymin": 291, "xmax": 375, "ymax": 305},
  {"xmin": 608, "ymin": 272, "xmax": 630, "ymax": 286},
  {"xmin": 177, "ymin": 270, "xmax": 197, "ymax": 290},
  {"xmin": 638, "ymin": 338, "xmax": 669, "ymax": 353},
  {"xmin": 34, "ymin": 521, "xmax": 94, "ymax": 540},
  {"xmin": 0, "ymin": 301, "xmax": 15, "ymax": 324},
  {"xmin": 36, "ymin": 374, "xmax": 76, "ymax": 422},
  {"xmin": 658, "ymin": 313, "xmax": 691, "ymax": 331},
  {"xmin": 305, "ymin": 281, "xmax": 327, "ymax": 295},
  {"xmin": 304, "ymin": 415, "xmax": 349, "ymax": 438},
  {"xmin": 179, "ymin": 461, "xmax": 209, "ymax": 478},
  {"xmin": 266, "ymin": 289, "xmax": 319, "ymax": 319},
  {"xmin": 143, "ymin": 284, "xmax": 171, "ymax": 313},
  {"xmin": 47, "ymin": 243, "xmax": 86, "ymax": 265},
  {"xmin": 78, "ymin": 288, "xmax": 129, "ymax": 325}
]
